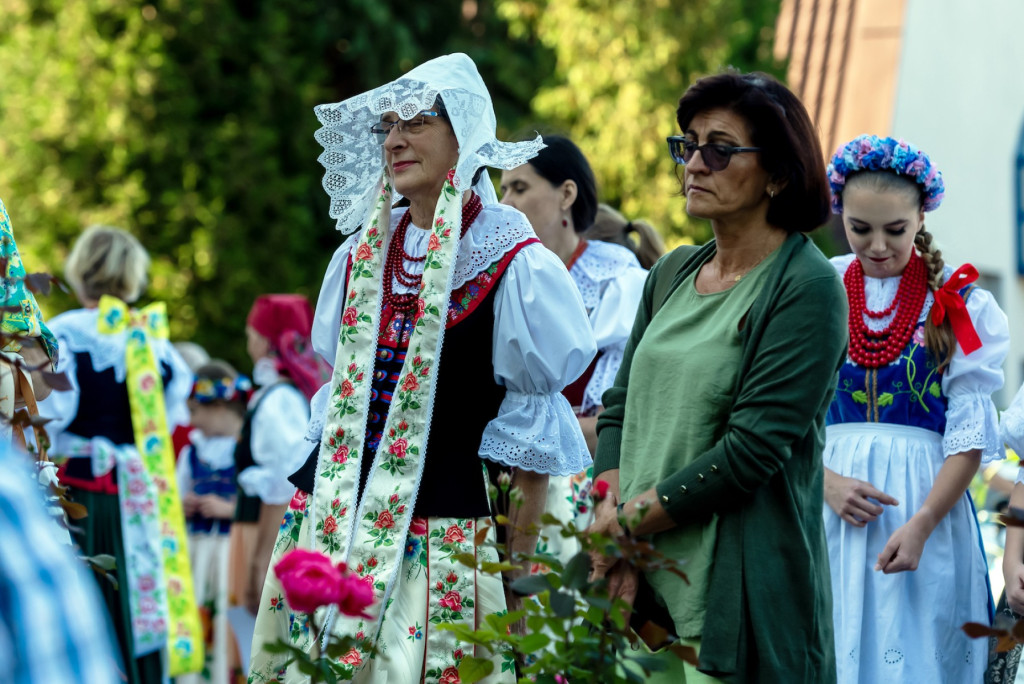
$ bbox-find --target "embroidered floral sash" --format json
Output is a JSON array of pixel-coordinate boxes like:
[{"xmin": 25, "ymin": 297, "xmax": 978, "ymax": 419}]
[
  {"xmin": 97, "ymin": 296, "xmax": 204, "ymax": 674},
  {"xmin": 311, "ymin": 172, "xmax": 466, "ymax": 658}
]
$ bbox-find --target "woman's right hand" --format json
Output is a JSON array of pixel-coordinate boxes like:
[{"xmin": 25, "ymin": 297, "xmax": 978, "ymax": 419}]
[{"xmin": 824, "ymin": 468, "xmax": 898, "ymax": 527}]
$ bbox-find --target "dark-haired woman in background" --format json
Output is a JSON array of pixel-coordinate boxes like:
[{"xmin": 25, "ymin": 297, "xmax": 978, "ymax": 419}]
[
  {"xmin": 589, "ymin": 72, "xmax": 847, "ymax": 682},
  {"xmin": 586, "ymin": 203, "xmax": 666, "ymax": 270},
  {"xmin": 501, "ymin": 135, "xmax": 647, "ymax": 564}
]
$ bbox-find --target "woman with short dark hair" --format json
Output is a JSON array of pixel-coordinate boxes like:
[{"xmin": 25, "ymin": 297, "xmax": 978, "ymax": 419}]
[{"xmin": 589, "ymin": 71, "xmax": 847, "ymax": 682}]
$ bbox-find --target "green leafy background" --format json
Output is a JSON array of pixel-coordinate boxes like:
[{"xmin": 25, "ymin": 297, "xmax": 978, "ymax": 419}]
[{"xmin": 0, "ymin": 0, "xmax": 781, "ymax": 369}]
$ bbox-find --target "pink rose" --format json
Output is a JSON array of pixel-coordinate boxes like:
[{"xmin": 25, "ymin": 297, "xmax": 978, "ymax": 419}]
[
  {"xmin": 453, "ymin": 648, "xmax": 464, "ymax": 661},
  {"xmin": 366, "ymin": 556, "xmax": 378, "ymax": 568},
  {"xmin": 340, "ymin": 648, "xmax": 362, "ymax": 666},
  {"xmin": 446, "ymin": 169, "xmax": 456, "ymax": 183},
  {"xmin": 340, "ymin": 379, "xmax": 354, "ymax": 398},
  {"xmin": 440, "ymin": 666, "xmax": 461, "ymax": 684},
  {"xmin": 332, "ymin": 445, "xmax": 349, "ymax": 463},
  {"xmin": 389, "ymin": 438, "xmax": 408, "ymax": 459},
  {"xmin": 323, "ymin": 515, "xmax": 338, "ymax": 535},
  {"xmin": 375, "ymin": 510, "xmax": 395, "ymax": 529},
  {"xmin": 428, "ymin": 233, "xmax": 441, "ymax": 251},
  {"xmin": 592, "ymin": 480, "xmax": 610, "ymax": 500},
  {"xmin": 412, "ymin": 355, "xmax": 422, "ymax": 366},
  {"xmin": 355, "ymin": 243, "xmax": 373, "ymax": 262},
  {"xmin": 273, "ymin": 549, "xmax": 344, "ymax": 614},
  {"xmin": 398, "ymin": 420, "xmax": 408, "ymax": 431},
  {"xmin": 139, "ymin": 374, "xmax": 155, "ymax": 392},
  {"xmin": 435, "ymin": 217, "xmax": 445, "ymax": 228},
  {"xmin": 436, "ymin": 580, "xmax": 444, "ymax": 591},
  {"xmin": 342, "ymin": 307, "xmax": 358, "ymax": 327},
  {"xmin": 446, "ymin": 571, "xmax": 458, "ymax": 584},
  {"xmin": 138, "ymin": 575, "xmax": 156, "ymax": 592},
  {"xmin": 289, "ymin": 489, "xmax": 308, "ymax": 511},
  {"xmin": 409, "ymin": 517, "xmax": 428, "ymax": 536},
  {"xmin": 439, "ymin": 590, "xmax": 462, "ymax": 613},
  {"xmin": 400, "ymin": 374, "xmax": 419, "ymax": 392},
  {"xmin": 338, "ymin": 574, "xmax": 375, "ymax": 618},
  {"xmin": 442, "ymin": 525, "xmax": 465, "ymax": 544},
  {"xmin": 128, "ymin": 479, "xmax": 147, "ymax": 496}
]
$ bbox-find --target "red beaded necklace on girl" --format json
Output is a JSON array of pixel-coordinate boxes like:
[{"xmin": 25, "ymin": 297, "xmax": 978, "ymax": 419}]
[
  {"xmin": 382, "ymin": 192, "xmax": 483, "ymax": 313},
  {"xmin": 843, "ymin": 251, "xmax": 928, "ymax": 368}
]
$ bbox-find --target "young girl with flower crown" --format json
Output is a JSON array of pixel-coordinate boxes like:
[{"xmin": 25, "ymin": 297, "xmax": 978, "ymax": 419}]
[
  {"xmin": 177, "ymin": 360, "xmax": 251, "ymax": 684},
  {"xmin": 823, "ymin": 135, "xmax": 1009, "ymax": 683}
]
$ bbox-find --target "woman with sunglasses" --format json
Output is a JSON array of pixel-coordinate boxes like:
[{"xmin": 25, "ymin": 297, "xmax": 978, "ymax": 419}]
[
  {"xmin": 588, "ymin": 71, "xmax": 847, "ymax": 682},
  {"xmin": 822, "ymin": 136, "xmax": 1008, "ymax": 683},
  {"xmin": 247, "ymin": 54, "xmax": 595, "ymax": 682}
]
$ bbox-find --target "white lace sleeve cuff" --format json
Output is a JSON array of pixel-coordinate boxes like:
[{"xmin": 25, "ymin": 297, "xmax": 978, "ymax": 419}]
[
  {"xmin": 305, "ymin": 383, "xmax": 331, "ymax": 443},
  {"xmin": 944, "ymin": 393, "xmax": 1004, "ymax": 463},
  {"xmin": 237, "ymin": 465, "xmax": 299, "ymax": 505},
  {"xmin": 582, "ymin": 345, "xmax": 624, "ymax": 416},
  {"xmin": 479, "ymin": 390, "xmax": 592, "ymax": 476}
]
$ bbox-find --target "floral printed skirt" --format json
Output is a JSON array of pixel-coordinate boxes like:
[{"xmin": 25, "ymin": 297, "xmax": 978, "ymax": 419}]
[{"xmin": 248, "ymin": 490, "xmax": 514, "ymax": 683}]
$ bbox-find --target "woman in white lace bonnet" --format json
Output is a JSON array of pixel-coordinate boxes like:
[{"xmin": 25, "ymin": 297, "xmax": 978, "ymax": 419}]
[{"xmin": 247, "ymin": 53, "xmax": 596, "ymax": 682}]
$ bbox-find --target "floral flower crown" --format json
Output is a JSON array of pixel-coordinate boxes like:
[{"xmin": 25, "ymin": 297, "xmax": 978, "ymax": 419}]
[
  {"xmin": 191, "ymin": 375, "xmax": 252, "ymax": 404},
  {"xmin": 827, "ymin": 134, "xmax": 945, "ymax": 214}
]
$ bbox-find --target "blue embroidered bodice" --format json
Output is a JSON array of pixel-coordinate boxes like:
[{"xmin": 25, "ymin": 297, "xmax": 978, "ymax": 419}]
[
  {"xmin": 186, "ymin": 445, "xmax": 236, "ymax": 535},
  {"xmin": 827, "ymin": 320, "xmax": 948, "ymax": 434}
]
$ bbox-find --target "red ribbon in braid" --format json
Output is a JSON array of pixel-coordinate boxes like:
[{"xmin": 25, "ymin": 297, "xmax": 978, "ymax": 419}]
[{"xmin": 930, "ymin": 263, "xmax": 982, "ymax": 355}]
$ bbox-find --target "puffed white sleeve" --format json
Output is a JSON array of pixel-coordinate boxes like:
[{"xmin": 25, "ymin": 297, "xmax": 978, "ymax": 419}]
[
  {"xmin": 237, "ymin": 384, "xmax": 311, "ymax": 504},
  {"xmin": 312, "ymin": 234, "xmax": 361, "ymax": 366},
  {"xmin": 583, "ymin": 267, "xmax": 647, "ymax": 415},
  {"xmin": 160, "ymin": 342, "xmax": 194, "ymax": 431},
  {"xmin": 1000, "ymin": 383, "xmax": 1024, "ymax": 455},
  {"xmin": 941, "ymin": 287, "xmax": 1009, "ymax": 463},
  {"xmin": 479, "ymin": 243, "xmax": 597, "ymax": 475}
]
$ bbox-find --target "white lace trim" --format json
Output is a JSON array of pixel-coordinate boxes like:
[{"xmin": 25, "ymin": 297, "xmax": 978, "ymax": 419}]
[
  {"xmin": 945, "ymin": 393, "xmax": 1003, "ymax": 463},
  {"xmin": 305, "ymin": 383, "xmax": 331, "ymax": 443},
  {"xmin": 313, "ymin": 54, "xmax": 544, "ymax": 234},
  {"xmin": 333, "ymin": 203, "xmax": 536, "ymax": 292},
  {"xmin": 583, "ymin": 345, "xmax": 624, "ymax": 416},
  {"xmin": 479, "ymin": 390, "xmax": 592, "ymax": 476},
  {"xmin": 571, "ymin": 240, "xmax": 643, "ymax": 312},
  {"xmin": 47, "ymin": 308, "xmax": 187, "ymax": 392}
]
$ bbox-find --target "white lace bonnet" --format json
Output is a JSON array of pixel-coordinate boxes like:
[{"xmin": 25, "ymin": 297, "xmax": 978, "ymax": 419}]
[{"xmin": 313, "ymin": 52, "xmax": 544, "ymax": 234}]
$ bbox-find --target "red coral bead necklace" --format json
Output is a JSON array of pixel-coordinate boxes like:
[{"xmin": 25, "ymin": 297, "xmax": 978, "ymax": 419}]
[
  {"xmin": 844, "ymin": 251, "xmax": 928, "ymax": 368},
  {"xmin": 383, "ymin": 193, "xmax": 483, "ymax": 313}
]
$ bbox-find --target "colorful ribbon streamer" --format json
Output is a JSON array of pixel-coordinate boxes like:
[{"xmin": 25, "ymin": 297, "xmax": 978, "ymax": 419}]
[
  {"xmin": 97, "ymin": 295, "xmax": 204, "ymax": 675},
  {"xmin": 929, "ymin": 264, "xmax": 982, "ymax": 355}
]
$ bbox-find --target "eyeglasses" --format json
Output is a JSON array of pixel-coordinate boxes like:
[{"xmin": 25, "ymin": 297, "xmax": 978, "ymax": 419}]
[
  {"xmin": 370, "ymin": 111, "xmax": 440, "ymax": 143},
  {"xmin": 666, "ymin": 136, "xmax": 761, "ymax": 172}
]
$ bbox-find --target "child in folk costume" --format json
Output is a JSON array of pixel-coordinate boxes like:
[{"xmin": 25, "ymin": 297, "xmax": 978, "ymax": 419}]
[
  {"xmin": 822, "ymin": 136, "xmax": 1009, "ymax": 683},
  {"xmin": 248, "ymin": 53, "xmax": 596, "ymax": 683},
  {"xmin": 39, "ymin": 225, "xmax": 203, "ymax": 683},
  {"xmin": 229, "ymin": 294, "xmax": 325, "ymax": 670},
  {"xmin": 177, "ymin": 361, "xmax": 251, "ymax": 684}
]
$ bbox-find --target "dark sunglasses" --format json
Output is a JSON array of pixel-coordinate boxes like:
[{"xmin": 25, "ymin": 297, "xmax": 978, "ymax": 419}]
[{"xmin": 667, "ymin": 136, "xmax": 761, "ymax": 172}]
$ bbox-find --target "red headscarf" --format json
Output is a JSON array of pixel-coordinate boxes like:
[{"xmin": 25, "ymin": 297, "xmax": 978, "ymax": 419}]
[{"xmin": 247, "ymin": 294, "xmax": 331, "ymax": 400}]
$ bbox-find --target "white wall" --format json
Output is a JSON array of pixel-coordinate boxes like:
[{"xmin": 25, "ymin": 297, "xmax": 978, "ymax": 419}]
[{"xmin": 891, "ymin": 0, "xmax": 1024, "ymax": 405}]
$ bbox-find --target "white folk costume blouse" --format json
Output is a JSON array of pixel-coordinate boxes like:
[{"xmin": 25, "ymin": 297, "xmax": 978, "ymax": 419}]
[{"xmin": 565, "ymin": 239, "xmax": 646, "ymax": 417}]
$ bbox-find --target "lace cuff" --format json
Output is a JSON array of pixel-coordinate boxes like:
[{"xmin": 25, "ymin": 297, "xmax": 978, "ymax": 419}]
[
  {"xmin": 479, "ymin": 390, "xmax": 591, "ymax": 476},
  {"xmin": 944, "ymin": 393, "xmax": 1004, "ymax": 463},
  {"xmin": 305, "ymin": 383, "xmax": 331, "ymax": 443},
  {"xmin": 237, "ymin": 465, "xmax": 300, "ymax": 505}
]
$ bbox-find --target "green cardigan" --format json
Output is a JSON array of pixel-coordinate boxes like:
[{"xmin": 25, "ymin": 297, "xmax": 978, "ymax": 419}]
[{"xmin": 595, "ymin": 233, "xmax": 847, "ymax": 683}]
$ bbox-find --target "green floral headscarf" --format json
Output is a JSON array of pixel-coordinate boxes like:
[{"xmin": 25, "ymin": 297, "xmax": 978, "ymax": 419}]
[{"xmin": 0, "ymin": 198, "xmax": 58, "ymax": 364}]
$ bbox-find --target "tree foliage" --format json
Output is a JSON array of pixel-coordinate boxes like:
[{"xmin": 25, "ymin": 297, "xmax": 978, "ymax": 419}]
[
  {"xmin": 0, "ymin": 0, "xmax": 779, "ymax": 365},
  {"xmin": 496, "ymin": 0, "xmax": 783, "ymax": 246}
]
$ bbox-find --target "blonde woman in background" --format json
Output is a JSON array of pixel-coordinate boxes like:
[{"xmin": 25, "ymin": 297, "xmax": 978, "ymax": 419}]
[{"xmin": 39, "ymin": 225, "xmax": 195, "ymax": 684}]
